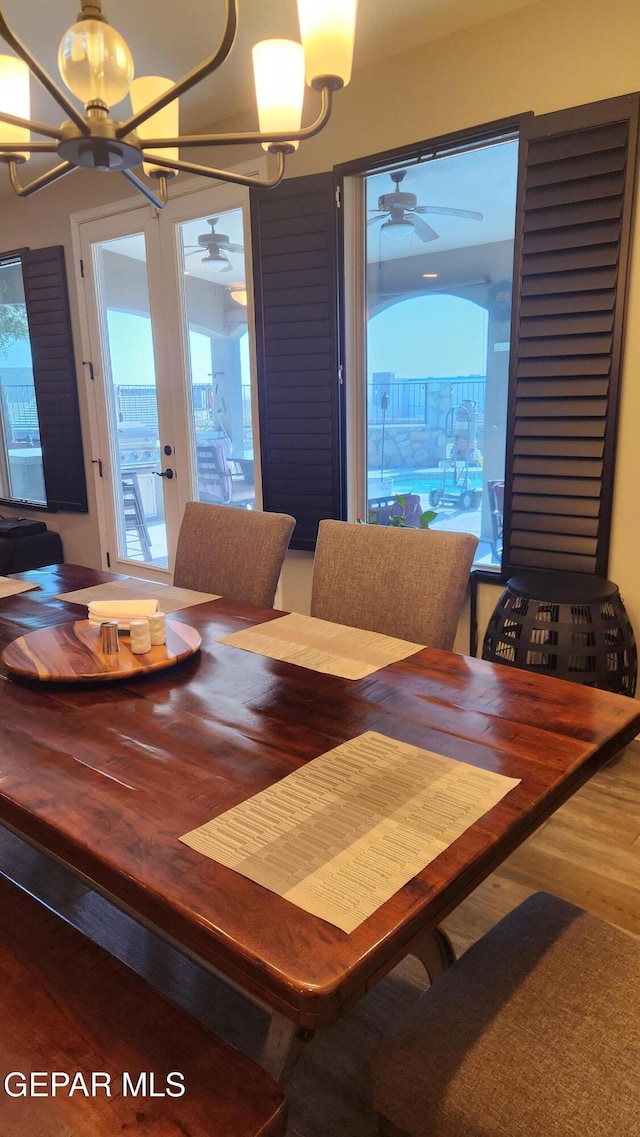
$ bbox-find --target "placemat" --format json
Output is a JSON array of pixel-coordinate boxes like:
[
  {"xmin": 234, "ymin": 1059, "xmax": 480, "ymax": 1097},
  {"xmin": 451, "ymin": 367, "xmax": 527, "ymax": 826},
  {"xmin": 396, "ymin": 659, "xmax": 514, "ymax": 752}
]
[
  {"xmin": 57, "ymin": 577, "xmax": 220, "ymax": 612},
  {"xmin": 180, "ymin": 731, "xmax": 520, "ymax": 933},
  {"xmin": 0, "ymin": 577, "xmax": 40, "ymax": 599},
  {"xmin": 218, "ymin": 612, "xmax": 424, "ymax": 679}
]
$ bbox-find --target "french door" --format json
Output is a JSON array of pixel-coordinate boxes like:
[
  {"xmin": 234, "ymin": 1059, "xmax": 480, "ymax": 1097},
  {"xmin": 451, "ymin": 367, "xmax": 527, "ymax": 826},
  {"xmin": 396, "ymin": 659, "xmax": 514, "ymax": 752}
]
[{"xmin": 74, "ymin": 180, "xmax": 259, "ymax": 580}]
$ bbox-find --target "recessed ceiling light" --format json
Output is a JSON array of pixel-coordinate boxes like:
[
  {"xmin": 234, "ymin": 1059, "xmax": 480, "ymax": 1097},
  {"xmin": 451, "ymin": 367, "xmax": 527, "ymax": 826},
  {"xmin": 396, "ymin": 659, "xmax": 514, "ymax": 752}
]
[{"xmin": 422, "ymin": 273, "xmax": 438, "ymax": 279}]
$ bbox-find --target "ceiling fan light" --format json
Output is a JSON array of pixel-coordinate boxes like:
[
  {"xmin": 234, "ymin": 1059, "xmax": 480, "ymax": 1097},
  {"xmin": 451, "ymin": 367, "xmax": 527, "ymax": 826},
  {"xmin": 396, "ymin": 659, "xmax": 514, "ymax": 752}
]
[
  {"xmin": 203, "ymin": 250, "xmax": 230, "ymax": 272},
  {"xmin": 130, "ymin": 76, "xmax": 178, "ymax": 178},
  {"xmin": 230, "ymin": 285, "xmax": 248, "ymax": 306},
  {"xmin": 58, "ymin": 19, "xmax": 134, "ymax": 108},
  {"xmin": 252, "ymin": 40, "xmax": 304, "ymax": 152},
  {"xmin": 296, "ymin": 0, "xmax": 357, "ymax": 88},
  {"xmin": 0, "ymin": 55, "xmax": 30, "ymax": 160},
  {"xmin": 381, "ymin": 218, "xmax": 413, "ymax": 240}
]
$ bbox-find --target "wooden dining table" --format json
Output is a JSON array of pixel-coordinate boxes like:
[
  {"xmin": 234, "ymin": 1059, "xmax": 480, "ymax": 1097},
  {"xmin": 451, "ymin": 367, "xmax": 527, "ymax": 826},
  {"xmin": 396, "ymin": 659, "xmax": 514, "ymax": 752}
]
[{"xmin": 1, "ymin": 562, "xmax": 639, "ymax": 1078}]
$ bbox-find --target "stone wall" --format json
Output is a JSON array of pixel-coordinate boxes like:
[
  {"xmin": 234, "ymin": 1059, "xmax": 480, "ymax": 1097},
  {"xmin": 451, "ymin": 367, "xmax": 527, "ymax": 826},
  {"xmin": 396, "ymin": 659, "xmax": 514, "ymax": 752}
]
[{"xmin": 368, "ymin": 381, "xmax": 485, "ymax": 471}]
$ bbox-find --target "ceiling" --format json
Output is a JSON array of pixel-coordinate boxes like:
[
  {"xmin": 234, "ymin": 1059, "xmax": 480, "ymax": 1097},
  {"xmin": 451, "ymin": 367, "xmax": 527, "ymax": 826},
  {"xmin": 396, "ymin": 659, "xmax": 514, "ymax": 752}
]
[
  {"xmin": 365, "ymin": 139, "xmax": 519, "ymax": 262},
  {"xmin": 0, "ymin": 0, "xmax": 536, "ymax": 148},
  {"xmin": 0, "ymin": 1, "xmax": 529, "ymax": 259}
]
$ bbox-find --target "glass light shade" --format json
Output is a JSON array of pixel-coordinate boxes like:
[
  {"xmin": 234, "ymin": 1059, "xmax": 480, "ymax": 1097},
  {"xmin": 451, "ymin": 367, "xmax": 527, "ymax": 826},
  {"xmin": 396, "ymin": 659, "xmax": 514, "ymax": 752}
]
[
  {"xmin": 58, "ymin": 19, "xmax": 134, "ymax": 107},
  {"xmin": 252, "ymin": 40, "xmax": 304, "ymax": 152},
  {"xmin": 130, "ymin": 76, "xmax": 178, "ymax": 177},
  {"xmin": 0, "ymin": 56, "xmax": 30, "ymax": 160},
  {"xmin": 203, "ymin": 251, "xmax": 230, "ymax": 272},
  {"xmin": 381, "ymin": 219, "xmax": 413, "ymax": 240},
  {"xmin": 296, "ymin": 0, "xmax": 357, "ymax": 87}
]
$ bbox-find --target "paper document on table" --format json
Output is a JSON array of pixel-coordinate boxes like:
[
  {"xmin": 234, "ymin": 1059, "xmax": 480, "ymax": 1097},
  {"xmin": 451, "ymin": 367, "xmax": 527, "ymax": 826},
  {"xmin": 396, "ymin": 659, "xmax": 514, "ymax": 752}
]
[
  {"xmin": 218, "ymin": 612, "xmax": 424, "ymax": 679},
  {"xmin": 0, "ymin": 577, "xmax": 39, "ymax": 599},
  {"xmin": 56, "ymin": 577, "xmax": 220, "ymax": 612},
  {"xmin": 180, "ymin": 731, "xmax": 520, "ymax": 933}
]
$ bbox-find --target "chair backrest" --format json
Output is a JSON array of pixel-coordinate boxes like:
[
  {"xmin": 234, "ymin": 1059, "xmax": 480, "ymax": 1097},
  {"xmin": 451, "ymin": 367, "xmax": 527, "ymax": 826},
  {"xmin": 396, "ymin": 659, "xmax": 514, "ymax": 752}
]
[
  {"xmin": 311, "ymin": 519, "xmax": 478, "ymax": 650},
  {"xmin": 173, "ymin": 502, "xmax": 295, "ymax": 608}
]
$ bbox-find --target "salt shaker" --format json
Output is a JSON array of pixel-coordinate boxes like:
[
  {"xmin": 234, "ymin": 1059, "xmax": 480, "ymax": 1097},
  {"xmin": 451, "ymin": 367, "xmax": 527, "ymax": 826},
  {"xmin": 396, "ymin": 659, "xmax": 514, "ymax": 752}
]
[
  {"xmin": 130, "ymin": 618, "xmax": 152, "ymax": 655},
  {"xmin": 148, "ymin": 612, "xmax": 167, "ymax": 645},
  {"xmin": 100, "ymin": 620, "xmax": 120, "ymax": 654}
]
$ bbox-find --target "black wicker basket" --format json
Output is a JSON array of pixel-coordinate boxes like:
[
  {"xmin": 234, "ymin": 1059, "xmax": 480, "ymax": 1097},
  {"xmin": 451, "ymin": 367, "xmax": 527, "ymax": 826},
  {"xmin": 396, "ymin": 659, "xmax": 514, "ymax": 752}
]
[{"xmin": 482, "ymin": 570, "xmax": 637, "ymax": 696}]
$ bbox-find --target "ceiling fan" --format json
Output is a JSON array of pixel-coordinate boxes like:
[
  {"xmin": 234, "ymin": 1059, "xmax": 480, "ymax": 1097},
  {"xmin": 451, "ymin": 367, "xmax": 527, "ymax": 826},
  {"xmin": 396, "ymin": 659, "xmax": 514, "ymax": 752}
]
[
  {"xmin": 184, "ymin": 218, "xmax": 244, "ymax": 273},
  {"xmin": 368, "ymin": 170, "xmax": 483, "ymax": 243}
]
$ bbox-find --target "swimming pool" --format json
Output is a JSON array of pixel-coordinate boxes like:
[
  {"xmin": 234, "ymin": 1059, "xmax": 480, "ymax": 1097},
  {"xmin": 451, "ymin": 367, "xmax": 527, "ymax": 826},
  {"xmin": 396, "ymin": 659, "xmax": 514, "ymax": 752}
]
[{"xmin": 368, "ymin": 465, "xmax": 484, "ymax": 510}]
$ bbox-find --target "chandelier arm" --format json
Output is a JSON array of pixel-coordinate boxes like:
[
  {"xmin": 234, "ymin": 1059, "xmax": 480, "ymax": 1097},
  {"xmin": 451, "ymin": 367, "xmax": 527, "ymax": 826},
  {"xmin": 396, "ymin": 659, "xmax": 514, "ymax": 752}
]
[
  {"xmin": 116, "ymin": 0, "xmax": 238, "ymax": 139},
  {"xmin": 121, "ymin": 168, "xmax": 168, "ymax": 209},
  {"xmin": 7, "ymin": 158, "xmax": 76, "ymax": 198},
  {"xmin": 0, "ymin": 142, "xmax": 58, "ymax": 154},
  {"xmin": 0, "ymin": 12, "xmax": 89, "ymax": 134},
  {"xmin": 141, "ymin": 149, "xmax": 286, "ymax": 189},
  {"xmin": 0, "ymin": 109, "xmax": 63, "ymax": 141},
  {"xmin": 142, "ymin": 87, "xmax": 334, "ymax": 151}
]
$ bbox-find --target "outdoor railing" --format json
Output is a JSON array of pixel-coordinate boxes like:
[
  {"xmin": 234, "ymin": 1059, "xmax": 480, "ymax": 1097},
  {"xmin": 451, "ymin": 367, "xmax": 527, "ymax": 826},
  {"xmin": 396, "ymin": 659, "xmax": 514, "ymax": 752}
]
[
  {"xmin": 368, "ymin": 376, "xmax": 486, "ymax": 425},
  {"xmin": 1, "ymin": 377, "xmax": 486, "ymax": 443}
]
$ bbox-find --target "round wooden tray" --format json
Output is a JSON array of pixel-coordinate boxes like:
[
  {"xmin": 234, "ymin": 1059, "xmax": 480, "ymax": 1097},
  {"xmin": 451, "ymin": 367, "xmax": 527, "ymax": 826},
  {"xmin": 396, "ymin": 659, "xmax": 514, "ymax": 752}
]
[{"xmin": 1, "ymin": 619, "xmax": 201, "ymax": 682}]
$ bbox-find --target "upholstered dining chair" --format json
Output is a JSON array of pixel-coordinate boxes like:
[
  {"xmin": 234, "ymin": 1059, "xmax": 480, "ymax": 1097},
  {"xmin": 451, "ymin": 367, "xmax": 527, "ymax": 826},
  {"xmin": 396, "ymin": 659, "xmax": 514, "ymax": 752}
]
[
  {"xmin": 173, "ymin": 502, "xmax": 295, "ymax": 608},
  {"xmin": 372, "ymin": 892, "xmax": 640, "ymax": 1137},
  {"xmin": 310, "ymin": 520, "xmax": 478, "ymax": 650}
]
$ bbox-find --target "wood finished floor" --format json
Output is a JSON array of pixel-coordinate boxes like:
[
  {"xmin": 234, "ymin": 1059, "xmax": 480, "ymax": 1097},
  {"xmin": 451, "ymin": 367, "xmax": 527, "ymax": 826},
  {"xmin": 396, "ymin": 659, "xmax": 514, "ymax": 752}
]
[{"xmin": 1, "ymin": 740, "xmax": 638, "ymax": 1136}]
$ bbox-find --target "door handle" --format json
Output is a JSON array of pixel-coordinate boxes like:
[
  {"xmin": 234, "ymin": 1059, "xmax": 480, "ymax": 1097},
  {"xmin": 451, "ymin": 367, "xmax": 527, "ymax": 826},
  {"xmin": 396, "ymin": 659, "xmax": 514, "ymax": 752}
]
[{"xmin": 154, "ymin": 468, "xmax": 174, "ymax": 479}]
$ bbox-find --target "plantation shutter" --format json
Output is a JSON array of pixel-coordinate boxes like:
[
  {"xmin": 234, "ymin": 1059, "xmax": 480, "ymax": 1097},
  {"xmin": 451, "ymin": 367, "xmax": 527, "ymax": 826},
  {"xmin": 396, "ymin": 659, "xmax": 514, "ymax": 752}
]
[
  {"xmin": 503, "ymin": 93, "xmax": 639, "ymax": 575},
  {"xmin": 21, "ymin": 245, "xmax": 88, "ymax": 512},
  {"xmin": 250, "ymin": 172, "xmax": 343, "ymax": 549}
]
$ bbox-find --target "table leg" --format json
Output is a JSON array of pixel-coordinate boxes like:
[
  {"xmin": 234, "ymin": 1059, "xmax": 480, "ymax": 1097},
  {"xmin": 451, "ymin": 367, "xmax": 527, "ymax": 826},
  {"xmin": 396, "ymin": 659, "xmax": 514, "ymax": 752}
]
[
  {"xmin": 261, "ymin": 1012, "xmax": 315, "ymax": 1082},
  {"xmin": 410, "ymin": 925, "xmax": 456, "ymax": 983}
]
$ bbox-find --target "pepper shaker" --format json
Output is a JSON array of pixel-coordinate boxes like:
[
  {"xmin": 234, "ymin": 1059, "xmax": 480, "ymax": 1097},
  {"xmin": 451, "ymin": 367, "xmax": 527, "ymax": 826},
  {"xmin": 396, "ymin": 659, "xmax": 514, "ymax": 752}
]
[{"xmin": 100, "ymin": 620, "xmax": 120, "ymax": 654}]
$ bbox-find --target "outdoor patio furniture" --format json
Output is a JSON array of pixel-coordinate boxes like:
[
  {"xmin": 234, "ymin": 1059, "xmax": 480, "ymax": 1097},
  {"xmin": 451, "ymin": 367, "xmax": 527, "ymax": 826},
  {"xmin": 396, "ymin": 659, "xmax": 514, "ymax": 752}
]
[
  {"xmin": 121, "ymin": 472, "xmax": 152, "ymax": 562},
  {"xmin": 487, "ymin": 479, "xmax": 504, "ymax": 560}
]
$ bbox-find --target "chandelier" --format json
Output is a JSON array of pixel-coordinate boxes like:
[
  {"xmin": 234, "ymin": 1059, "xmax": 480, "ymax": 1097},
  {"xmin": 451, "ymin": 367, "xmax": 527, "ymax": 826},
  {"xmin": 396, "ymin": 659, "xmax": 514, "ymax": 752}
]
[{"xmin": 0, "ymin": 0, "xmax": 356, "ymax": 208}]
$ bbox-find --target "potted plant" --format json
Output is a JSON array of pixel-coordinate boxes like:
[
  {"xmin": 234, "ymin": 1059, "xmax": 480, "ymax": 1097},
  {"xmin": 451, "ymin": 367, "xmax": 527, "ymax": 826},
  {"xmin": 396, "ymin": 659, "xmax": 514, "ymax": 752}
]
[{"xmin": 368, "ymin": 493, "xmax": 437, "ymax": 529}]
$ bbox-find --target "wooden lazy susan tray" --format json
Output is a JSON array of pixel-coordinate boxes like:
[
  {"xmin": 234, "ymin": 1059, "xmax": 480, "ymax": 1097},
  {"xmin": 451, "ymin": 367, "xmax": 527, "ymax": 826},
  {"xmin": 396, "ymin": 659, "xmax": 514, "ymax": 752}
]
[{"xmin": 1, "ymin": 619, "xmax": 201, "ymax": 682}]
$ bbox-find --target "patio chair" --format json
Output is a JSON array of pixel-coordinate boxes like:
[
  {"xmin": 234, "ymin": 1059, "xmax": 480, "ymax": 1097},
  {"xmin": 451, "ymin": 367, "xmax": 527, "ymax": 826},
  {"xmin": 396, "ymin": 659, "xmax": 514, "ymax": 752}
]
[
  {"xmin": 369, "ymin": 493, "xmax": 423, "ymax": 527},
  {"xmin": 173, "ymin": 501, "xmax": 295, "ymax": 607},
  {"xmin": 311, "ymin": 519, "xmax": 478, "ymax": 650},
  {"xmin": 487, "ymin": 479, "xmax": 504, "ymax": 561}
]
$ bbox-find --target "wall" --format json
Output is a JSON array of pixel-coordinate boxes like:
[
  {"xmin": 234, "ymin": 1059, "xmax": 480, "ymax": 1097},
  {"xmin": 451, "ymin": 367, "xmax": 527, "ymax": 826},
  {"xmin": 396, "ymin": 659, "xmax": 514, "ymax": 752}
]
[{"xmin": 2, "ymin": 0, "xmax": 639, "ymax": 656}]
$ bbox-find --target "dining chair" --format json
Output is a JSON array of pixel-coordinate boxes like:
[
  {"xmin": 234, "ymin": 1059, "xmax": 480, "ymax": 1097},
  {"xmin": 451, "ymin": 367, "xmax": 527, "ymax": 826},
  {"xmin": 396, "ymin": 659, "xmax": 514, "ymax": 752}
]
[
  {"xmin": 310, "ymin": 519, "xmax": 478, "ymax": 650},
  {"xmin": 371, "ymin": 892, "xmax": 640, "ymax": 1137},
  {"xmin": 173, "ymin": 502, "xmax": 295, "ymax": 607}
]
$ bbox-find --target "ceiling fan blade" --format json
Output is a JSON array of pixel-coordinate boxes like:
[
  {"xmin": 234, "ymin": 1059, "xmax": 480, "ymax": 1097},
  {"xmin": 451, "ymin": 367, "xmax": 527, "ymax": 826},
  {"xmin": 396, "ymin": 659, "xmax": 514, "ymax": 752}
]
[
  {"xmin": 222, "ymin": 242, "xmax": 244, "ymax": 254},
  {"xmin": 419, "ymin": 205, "xmax": 483, "ymax": 220},
  {"xmin": 367, "ymin": 214, "xmax": 385, "ymax": 226},
  {"xmin": 409, "ymin": 215, "xmax": 439, "ymax": 243}
]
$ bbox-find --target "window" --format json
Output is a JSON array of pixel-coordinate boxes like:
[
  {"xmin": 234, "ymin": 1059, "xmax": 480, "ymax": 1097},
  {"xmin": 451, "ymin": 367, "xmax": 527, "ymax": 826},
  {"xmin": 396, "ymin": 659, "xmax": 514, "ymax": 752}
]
[
  {"xmin": 353, "ymin": 132, "xmax": 519, "ymax": 567},
  {"xmin": 0, "ymin": 254, "xmax": 45, "ymax": 504},
  {"xmin": 178, "ymin": 207, "xmax": 257, "ymax": 513},
  {"xmin": 0, "ymin": 246, "xmax": 87, "ymax": 513}
]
